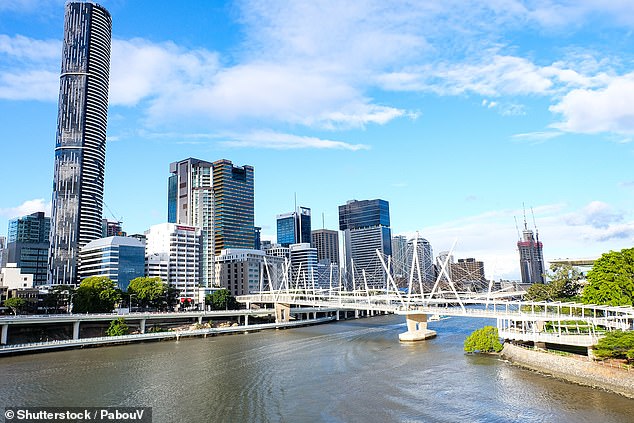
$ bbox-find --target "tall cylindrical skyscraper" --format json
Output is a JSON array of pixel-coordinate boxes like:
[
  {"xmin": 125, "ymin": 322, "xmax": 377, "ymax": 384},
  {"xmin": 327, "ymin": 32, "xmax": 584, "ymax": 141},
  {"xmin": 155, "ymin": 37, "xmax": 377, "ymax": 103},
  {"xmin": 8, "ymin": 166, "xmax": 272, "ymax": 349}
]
[{"xmin": 49, "ymin": 2, "xmax": 112, "ymax": 285}]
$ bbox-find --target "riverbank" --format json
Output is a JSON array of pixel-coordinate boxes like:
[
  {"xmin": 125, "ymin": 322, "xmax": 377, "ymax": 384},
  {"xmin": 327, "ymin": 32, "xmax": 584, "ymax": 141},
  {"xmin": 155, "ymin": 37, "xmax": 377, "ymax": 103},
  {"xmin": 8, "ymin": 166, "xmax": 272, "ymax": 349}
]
[
  {"xmin": 0, "ymin": 316, "xmax": 336, "ymax": 356},
  {"xmin": 501, "ymin": 342, "xmax": 634, "ymax": 399}
]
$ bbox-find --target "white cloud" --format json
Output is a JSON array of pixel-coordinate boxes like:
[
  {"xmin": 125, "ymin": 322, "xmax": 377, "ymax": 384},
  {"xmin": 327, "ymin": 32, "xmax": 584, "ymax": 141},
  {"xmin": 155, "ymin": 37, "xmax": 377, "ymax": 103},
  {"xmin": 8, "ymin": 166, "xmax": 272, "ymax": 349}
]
[
  {"xmin": 220, "ymin": 131, "xmax": 370, "ymax": 151},
  {"xmin": 550, "ymin": 73, "xmax": 634, "ymax": 134},
  {"xmin": 0, "ymin": 199, "xmax": 51, "ymax": 219},
  {"xmin": 512, "ymin": 131, "xmax": 563, "ymax": 142}
]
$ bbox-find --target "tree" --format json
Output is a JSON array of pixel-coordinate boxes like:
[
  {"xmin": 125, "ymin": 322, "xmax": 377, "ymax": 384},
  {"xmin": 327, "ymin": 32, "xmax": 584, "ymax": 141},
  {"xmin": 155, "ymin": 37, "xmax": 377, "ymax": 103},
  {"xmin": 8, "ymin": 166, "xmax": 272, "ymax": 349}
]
[
  {"xmin": 73, "ymin": 276, "xmax": 121, "ymax": 313},
  {"xmin": 464, "ymin": 326, "xmax": 503, "ymax": 353},
  {"xmin": 205, "ymin": 289, "xmax": 238, "ymax": 311},
  {"xmin": 593, "ymin": 331, "xmax": 634, "ymax": 362},
  {"xmin": 525, "ymin": 263, "xmax": 582, "ymax": 302},
  {"xmin": 4, "ymin": 297, "xmax": 26, "ymax": 315},
  {"xmin": 106, "ymin": 318, "xmax": 129, "ymax": 336},
  {"xmin": 582, "ymin": 248, "xmax": 634, "ymax": 306},
  {"xmin": 127, "ymin": 277, "xmax": 167, "ymax": 310},
  {"xmin": 41, "ymin": 285, "xmax": 75, "ymax": 314}
]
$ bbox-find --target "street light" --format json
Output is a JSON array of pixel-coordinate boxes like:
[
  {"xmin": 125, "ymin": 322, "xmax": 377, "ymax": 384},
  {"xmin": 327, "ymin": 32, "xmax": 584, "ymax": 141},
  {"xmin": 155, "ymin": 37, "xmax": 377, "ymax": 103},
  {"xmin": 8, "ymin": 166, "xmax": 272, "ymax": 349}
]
[{"xmin": 129, "ymin": 293, "xmax": 136, "ymax": 312}]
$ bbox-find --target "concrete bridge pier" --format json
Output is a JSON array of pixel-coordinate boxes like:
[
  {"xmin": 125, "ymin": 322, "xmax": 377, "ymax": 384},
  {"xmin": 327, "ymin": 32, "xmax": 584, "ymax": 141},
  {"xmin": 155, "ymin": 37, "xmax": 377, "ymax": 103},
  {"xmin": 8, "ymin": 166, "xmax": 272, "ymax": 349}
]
[
  {"xmin": 1, "ymin": 324, "xmax": 7, "ymax": 345},
  {"xmin": 399, "ymin": 314, "xmax": 437, "ymax": 342},
  {"xmin": 72, "ymin": 321, "xmax": 80, "ymax": 340},
  {"xmin": 140, "ymin": 319, "xmax": 146, "ymax": 334},
  {"xmin": 275, "ymin": 303, "xmax": 290, "ymax": 323}
]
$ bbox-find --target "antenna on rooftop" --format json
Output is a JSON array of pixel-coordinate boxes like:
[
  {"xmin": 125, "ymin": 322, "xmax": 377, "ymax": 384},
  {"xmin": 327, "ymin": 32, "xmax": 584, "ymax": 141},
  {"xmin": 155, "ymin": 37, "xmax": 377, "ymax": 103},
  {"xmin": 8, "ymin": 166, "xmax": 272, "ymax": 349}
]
[{"xmin": 322, "ymin": 212, "xmax": 325, "ymax": 230}]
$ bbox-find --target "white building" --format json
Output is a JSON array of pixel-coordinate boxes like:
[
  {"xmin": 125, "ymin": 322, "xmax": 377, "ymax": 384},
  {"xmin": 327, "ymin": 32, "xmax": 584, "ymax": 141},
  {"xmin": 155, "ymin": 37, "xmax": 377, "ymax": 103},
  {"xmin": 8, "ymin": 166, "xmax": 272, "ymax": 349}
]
[
  {"xmin": 145, "ymin": 223, "xmax": 201, "ymax": 303},
  {"xmin": 0, "ymin": 263, "xmax": 34, "ymax": 290},
  {"xmin": 289, "ymin": 243, "xmax": 318, "ymax": 289}
]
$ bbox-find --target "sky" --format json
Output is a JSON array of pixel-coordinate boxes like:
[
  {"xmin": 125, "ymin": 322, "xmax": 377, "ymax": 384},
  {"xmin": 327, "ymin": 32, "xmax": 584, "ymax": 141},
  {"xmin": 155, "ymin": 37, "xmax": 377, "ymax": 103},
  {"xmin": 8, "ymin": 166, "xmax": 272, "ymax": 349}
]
[{"xmin": 1, "ymin": 0, "xmax": 634, "ymax": 281}]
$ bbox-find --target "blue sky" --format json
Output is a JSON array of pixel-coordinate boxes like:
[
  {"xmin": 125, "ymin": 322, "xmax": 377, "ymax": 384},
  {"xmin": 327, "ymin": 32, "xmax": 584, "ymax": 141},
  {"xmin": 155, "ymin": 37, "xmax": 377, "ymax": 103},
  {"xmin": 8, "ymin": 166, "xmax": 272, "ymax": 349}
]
[{"xmin": 1, "ymin": 0, "xmax": 634, "ymax": 280}]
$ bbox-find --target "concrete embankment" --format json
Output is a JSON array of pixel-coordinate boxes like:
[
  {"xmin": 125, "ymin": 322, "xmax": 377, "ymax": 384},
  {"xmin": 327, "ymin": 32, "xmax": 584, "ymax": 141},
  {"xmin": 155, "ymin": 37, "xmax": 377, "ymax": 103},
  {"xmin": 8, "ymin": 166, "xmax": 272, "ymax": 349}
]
[{"xmin": 502, "ymin": 343, "xmax": 634, "ymax": 399}]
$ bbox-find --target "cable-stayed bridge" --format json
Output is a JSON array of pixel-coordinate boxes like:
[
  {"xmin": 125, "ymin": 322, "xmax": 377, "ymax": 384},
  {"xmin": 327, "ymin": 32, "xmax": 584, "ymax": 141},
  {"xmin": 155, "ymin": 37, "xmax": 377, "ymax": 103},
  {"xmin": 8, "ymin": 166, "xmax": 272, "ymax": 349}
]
[{"xmin": 240, "ymin": 246, "xmax": 634, "ymax": 348}]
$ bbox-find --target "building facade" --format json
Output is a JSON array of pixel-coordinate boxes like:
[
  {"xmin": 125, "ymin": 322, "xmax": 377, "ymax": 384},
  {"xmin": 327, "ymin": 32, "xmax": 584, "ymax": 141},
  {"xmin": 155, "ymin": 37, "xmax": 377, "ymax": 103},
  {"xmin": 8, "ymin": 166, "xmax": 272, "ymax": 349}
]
[
  {"xmin": 102, "ymin": 219, "xmax": 125, "ymax": 237},
  {"xmin": 406, "ymin": 236, "xmax": 435, "ymax": 284},
  {"xmin": 517, "ymin": 224, "xmax": 545, "ymax": 284},
  {"xmin": 145, "ymin": 223, "xmax": 201, "ymax": 303},
  {"xmin": 277, "ymin": 207, "xmax": 311, "ymax": 247},
  {"xmin": 311, "ymin": 229, "xmax": 339, "ymax": 265},
  {"xmin": 339, "ymin": 199, "xmax": 392, "ymax": 287},
  {"xmin": 7, "ymin": 212, "xmax": 50, "ymax": 286},
  {"xmin": 0, "ymin": 236, "xmax": 6, "ymax": 269},
  {"xmin": 212, "ymin": 159, "xmax": 255, "ymax": 255},
  {"xmin": 168, "ymin": 158, "xmax": 214, "ymax": 287},
  {"xmin": 450, "ymin": 258, "xmax": 486, "ymax": 287},
  {"xmin": 289, "ymin": 243, "xmax": 318, "ymax": 288},
  {"xmin": 49, "ymin": 2, "xmax": 112, "ymax": 285},
  {"xmin": 214, "ymin": 249, "xmax": 264, "ymax": 297},
  {"xmin": 78, "ymin": 236, "xmax": 145, "ymax": 291}
]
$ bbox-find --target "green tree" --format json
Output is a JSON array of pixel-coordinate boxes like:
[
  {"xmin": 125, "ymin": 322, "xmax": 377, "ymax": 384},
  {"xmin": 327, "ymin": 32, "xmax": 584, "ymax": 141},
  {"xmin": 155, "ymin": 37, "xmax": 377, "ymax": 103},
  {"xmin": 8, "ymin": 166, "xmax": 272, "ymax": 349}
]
[
  {"xmin": 4, "ymin": 297, "xmax": 26, "ymax": 315},
  {"xmin": 106, "ymin": 318, "xmax": 129, "ymax": 336},
  {"xmin": 127, "ymin": 277, "xmax": 167, "ymax": 310},
  {"xmin": 205, "ymin": 289, "xmax": 238, "ymax": 311},
  {"xmin": 464, "ymin": 326, "xmax": 504, "ymax": 353},
  {"xmin": 525, "ymin": 263, "xmax": 582, "ymax": 302},
  {"xmin": 593, "ymin": 331, "xmax": 634, "ymax": 362},
  {"xmin": 73, "ymin": 276, "xmax": 121, "ymax": 313},
  {"xmin": 582, "ymin": 248, "xmax": 634, "ymax": 306}
]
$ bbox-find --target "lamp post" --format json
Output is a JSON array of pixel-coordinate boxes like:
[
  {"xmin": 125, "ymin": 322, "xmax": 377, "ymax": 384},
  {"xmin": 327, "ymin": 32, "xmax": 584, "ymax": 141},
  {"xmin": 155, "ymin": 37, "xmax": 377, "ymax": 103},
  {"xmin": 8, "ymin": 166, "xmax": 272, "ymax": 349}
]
[{"xmin": 129, "ymin": 293, "xmax": 136, "ymax": 312}]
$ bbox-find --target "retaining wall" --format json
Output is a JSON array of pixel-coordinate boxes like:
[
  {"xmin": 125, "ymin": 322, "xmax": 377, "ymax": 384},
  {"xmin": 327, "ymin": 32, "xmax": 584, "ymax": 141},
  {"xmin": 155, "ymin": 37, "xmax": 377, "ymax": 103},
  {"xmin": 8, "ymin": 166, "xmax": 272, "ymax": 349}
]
[{"xmin": 502, "ymin": 343, "xmax": 634, "ymax": 399}]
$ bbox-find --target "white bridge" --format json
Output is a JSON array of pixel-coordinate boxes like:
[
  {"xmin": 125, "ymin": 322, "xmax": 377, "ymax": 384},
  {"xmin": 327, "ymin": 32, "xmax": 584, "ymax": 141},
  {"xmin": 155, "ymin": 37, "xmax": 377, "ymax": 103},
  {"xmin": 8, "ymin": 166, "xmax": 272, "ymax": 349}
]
[{"xmin": 238, "ymin": 245, "xmax": 634, "ymax": 348}]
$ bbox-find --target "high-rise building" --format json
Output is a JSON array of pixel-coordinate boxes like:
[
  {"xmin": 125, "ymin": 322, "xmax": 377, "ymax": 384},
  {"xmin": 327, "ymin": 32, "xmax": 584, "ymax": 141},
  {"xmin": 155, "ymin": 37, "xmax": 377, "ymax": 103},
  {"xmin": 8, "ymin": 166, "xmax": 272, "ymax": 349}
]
[
  {"xmin": 49, "ymin": 2, "xmax": 112, "ymax": 285},
  {"xmin": 0, "ymin": 236, "xmax": 6, "ymax": 269},
  {"xmin": 276, "ymin": 207, "xmax": 311, "ymax": 247},
  {"xmin": 78, "ymin": 236, "xmax": 145, "ymax": 291},
  {"xmin": 391, "ymin": 235, "xmax": 408, "ymax": 281},
  {"xmin": 289, "ymin": 243, "xmax": 318, "ymax": 288},
  {"xmin": 339, "ymin": 199, "xmax": 392, "ymax": 287},
  {"xmin": 450, "ymin": 258, "xmax": 486, "ymax": 286},
  {"xmin": 7, "ymin": 212, "xmax": 51, "ymax": 286},
  {"xmin": 168, "ymin": 158, "xmax": 214, "ymax": 287},
  {"xmin": 518, "ymin": 222, "xmax": 545, "ymax": 284},
  {"xmin": 311, "ymin": 229, "xmax": 339, "ymax": 265},
  {"xmin": 212, "ymin": 159, "xmax": 255, "ymax": 255},
  {"xmin": 145, "ymin": 223, "xmax": 201, "ymax": 303},
  {"xmin": 102, "ymin": 219, "xmax": 125, "ymax": 237},
  {"xmin": 406, "ymin": 236, "xmax": 435, "ymax": 284}
]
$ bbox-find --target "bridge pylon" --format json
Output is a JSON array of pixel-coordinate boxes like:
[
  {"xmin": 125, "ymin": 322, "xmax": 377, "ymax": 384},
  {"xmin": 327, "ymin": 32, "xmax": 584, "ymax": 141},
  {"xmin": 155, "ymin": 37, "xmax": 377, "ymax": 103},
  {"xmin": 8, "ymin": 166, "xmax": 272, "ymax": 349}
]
[
  {"xmin": 275, "ymin": 303, "xmax": 291, "ymax": 323},
  {"xmin": 399, "ymin": 313, "xmax": 437, "ymax": 342}
]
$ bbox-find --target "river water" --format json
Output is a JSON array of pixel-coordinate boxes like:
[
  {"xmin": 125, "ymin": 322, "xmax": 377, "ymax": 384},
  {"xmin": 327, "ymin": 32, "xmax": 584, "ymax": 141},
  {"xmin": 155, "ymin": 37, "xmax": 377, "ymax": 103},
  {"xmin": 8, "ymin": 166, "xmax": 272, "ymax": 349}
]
[{"xmin": 1, "ymin": 315, "xmax": 634, "ymax": 422}]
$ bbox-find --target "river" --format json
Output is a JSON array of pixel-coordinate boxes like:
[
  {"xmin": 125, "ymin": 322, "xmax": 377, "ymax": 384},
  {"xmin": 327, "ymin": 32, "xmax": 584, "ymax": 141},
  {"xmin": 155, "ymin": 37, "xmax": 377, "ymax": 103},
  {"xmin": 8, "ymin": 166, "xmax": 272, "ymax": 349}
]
[{"xmin": 1, "ymin": 314, "xmax": 633, "ymax": 422}]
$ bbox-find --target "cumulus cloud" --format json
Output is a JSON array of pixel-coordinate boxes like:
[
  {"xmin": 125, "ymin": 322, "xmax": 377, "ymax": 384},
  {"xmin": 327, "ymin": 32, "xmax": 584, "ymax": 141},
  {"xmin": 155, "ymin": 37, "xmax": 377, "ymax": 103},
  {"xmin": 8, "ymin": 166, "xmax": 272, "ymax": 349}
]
[
  {"xmin": 0, "ymin": 199, "xmax": 51, "ymax": 219},
  {"xmin": 550, "ymin": 73, "xmax": 634, "ymax": 134}
]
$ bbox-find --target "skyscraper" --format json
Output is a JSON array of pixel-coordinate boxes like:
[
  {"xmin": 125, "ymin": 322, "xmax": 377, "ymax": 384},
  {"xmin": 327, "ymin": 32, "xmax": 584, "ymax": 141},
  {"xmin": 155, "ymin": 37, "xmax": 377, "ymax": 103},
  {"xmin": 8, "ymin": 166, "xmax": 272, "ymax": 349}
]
[
  {"xmin": 406, "ymin": 236, "xmax": 435, "ymax": 284},
  {"xmin": 339, "ymin": 199, "xmax": 392, "ymax": 287},
  {"xmin": 212, "ymin": 159, "xmax": 255, "ymax": 255},
  {"xmin": 7, "ymin": 212, "xmax": 51, "ymax": 286},
  {"xmin": 168, "ymin": 158, "xmax": 214, "ymax": 287},
  {"xmin": 518, "ymin": 222, "xmax": 545, "ymax": 284},
  {"xmin": 49, "ymin": 2, "xmax": 112, "ymax": 285},
  {"xmin": 277, "ymin": 207, "xmax": 311, "ymax": 247},
  {"xmin": 311, "ymin": 229, "xmax": 339, "ymax": 265}
]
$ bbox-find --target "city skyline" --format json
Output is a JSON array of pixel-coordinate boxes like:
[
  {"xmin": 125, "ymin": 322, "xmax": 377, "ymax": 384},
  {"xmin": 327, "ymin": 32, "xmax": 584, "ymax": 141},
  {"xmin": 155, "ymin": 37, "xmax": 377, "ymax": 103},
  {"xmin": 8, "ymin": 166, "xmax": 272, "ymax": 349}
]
[{"xmin": 2, "ymin": 1, "xmax": 634, "ymax": 280}]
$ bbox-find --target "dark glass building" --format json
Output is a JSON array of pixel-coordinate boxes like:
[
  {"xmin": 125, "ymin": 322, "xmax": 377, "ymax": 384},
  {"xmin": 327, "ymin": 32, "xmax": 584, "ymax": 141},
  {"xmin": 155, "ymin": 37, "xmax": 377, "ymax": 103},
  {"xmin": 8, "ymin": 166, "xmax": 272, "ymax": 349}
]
[
  {"xmin": 339, "ymin": 199, "xmax": 392, "ymax": 287},
  {"xmin": 276, "ymin": 207, "xmax": 311, "ymax": 247},
  {"xmin": 49, "ymin": 2, "xmax": 112, "ymax": 285},
  {"xmin": 212, "ymin": 159, "xmax": 255, "ymax": 255},
  {"xmin": 7, "ymin": 212, "xmax": 51, "ymax": 286},
  {"xmin": 78, "ymin": 236, "xmax": 145, "ymax": 291}
]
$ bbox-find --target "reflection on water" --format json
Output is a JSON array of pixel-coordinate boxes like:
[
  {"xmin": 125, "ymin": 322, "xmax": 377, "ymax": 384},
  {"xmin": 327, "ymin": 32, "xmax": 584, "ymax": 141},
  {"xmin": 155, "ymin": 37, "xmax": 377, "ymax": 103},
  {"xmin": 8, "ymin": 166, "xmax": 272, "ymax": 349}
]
[{"xmin": 1, "ymin": 315, "xmax": 633, "ymax": 422}]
